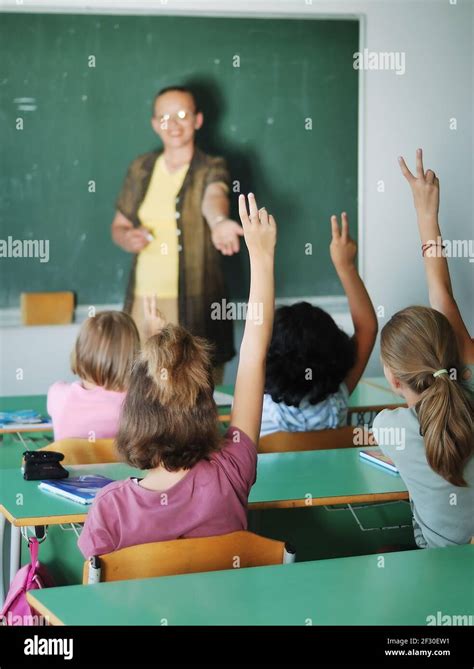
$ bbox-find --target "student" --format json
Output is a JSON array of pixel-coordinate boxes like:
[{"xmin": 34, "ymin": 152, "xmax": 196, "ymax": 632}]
[
  {"xmin": 373, "ymin": 150, "xmax": 474, "ymax": 548},
  {"xmin": 47, "ymin": 310, "xmax": 140, "ymax": 441},
  {"xmin": 78, "ymin": 193, "xmax": 276, "ymax": 556},
  {"xmin": 261, "ymin": 213, "xmax": 377, "ymax": 436}
]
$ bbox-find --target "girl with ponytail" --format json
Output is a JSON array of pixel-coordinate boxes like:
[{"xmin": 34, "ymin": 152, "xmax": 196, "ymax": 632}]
[
  {"xmin": 373, "ymin": 148, "xmax": 473, "ymax": 548},
  {"xmin": 374, "ymin": 306, "xmax": 473, "ymax": 548},
  {"xmin": 78, "ymin": 194, "xmax": 277, "ymax": 557}
]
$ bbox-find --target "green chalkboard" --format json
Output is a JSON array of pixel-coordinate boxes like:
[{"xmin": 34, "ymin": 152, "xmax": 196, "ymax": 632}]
[{"xmin": 0, "ymin": 13, "xmax": 358, "ymax": 308}]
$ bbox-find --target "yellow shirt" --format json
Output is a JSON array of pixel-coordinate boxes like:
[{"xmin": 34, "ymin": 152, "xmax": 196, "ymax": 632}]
[{"xmin": 135, "ymin": 155, "xmax": 189, "ymax": 298}]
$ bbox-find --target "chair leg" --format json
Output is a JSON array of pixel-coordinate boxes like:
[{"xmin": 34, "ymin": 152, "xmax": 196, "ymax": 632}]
[{"xmin": 283, "ymin": 543, "xmax": 296, "ymax": 564}]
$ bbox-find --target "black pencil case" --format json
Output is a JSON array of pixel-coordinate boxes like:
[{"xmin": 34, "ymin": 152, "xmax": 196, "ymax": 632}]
[{"xmin": 23, "ymin": 450, "xmax": 69, "ymax": 481}]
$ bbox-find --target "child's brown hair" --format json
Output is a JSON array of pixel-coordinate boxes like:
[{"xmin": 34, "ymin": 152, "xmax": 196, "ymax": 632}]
[
  {"xmin": 381, "ymin": 306, "xmax": 473, "ymax": 486},
  {"xmin": 71, "ymin": 311, "xmax": 140, "ymax": 392},
  {"xmin": 116, "ymin": 324, "xmax": 220, "ymax": 471}
]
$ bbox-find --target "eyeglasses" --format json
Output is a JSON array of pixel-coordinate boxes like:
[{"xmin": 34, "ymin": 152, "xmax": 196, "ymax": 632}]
[{"xmin": 157, "ymin": 110, "xmax": 195, "ymax": 125}]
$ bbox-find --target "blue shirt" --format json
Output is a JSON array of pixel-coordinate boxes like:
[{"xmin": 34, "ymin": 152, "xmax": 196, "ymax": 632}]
[{"xmin": 260, "ymin": 383, "xmax": 349, "ymax": 437}]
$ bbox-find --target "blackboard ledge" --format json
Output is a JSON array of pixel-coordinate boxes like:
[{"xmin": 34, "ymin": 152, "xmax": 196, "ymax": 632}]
[{"xmin": 0, "ymin": 296, "xmax": 348, "ymax": 328}]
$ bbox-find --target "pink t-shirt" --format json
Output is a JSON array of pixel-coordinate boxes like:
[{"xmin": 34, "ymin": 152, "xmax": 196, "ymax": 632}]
[
  {"xmin": 47, "ymin": 381, "xmax": 125, "ymax": 441},
  {"xmin": 78, "ymin": 426, "xmax": 257, "ymax": 557}
]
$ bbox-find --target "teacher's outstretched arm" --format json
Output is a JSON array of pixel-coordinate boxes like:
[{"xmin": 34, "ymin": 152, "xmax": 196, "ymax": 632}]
[{"xmin": 202, "ymin": 182, "xmax": 245, "ymax": 256}]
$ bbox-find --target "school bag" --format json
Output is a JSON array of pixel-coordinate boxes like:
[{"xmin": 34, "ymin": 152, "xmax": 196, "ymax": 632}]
[{"xmin": 1, "ymin": 537, "xmax": 54, "ymax": 626}]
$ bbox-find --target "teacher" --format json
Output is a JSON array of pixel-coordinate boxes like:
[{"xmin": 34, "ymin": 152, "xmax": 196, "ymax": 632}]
[{"xmin": 112, "ymin": 86, "xmax": 242, "ymax": 383}]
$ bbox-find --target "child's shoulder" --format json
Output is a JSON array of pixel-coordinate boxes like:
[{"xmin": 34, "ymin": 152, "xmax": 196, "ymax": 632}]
[
  {"xmin": 48, "ymin": 380, "xmax": 74, "ymax": 394},
  {"xmin": 93, "ymin": 478, "xmax": 132, "ymax": 504},
  {"xmin": 47, "ymin": 380, "xmax": 77, "ymax": 408},
  {"xmin": 373, "ymin": 405, "xmax": 418, "ymax": 430},
  {"xmin": 218, "ymin": 426, "xmax": 256, "ymax": 451}
]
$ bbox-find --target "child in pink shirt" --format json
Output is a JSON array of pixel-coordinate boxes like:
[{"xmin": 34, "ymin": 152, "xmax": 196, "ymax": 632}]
[
  {"xmin": 47, "ymin": 311, "xmax": 140, "ymax": 441},
  {"xmin": 78, "ymin": 193, "xmax": 277, "ymax": 557}
]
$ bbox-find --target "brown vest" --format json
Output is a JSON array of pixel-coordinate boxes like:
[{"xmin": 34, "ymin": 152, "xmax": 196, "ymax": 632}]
[{"xmin": 115, "ymin": 147, "xmax": 235, "ymax": 364}]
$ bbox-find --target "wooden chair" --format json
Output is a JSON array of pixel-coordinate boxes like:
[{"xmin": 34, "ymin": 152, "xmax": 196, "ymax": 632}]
[
  {"xmin": 82, "ymin": 530, "xmax": 296, "ymax": 584},
  {"xmin": 39, "ymin": 438, "xmax": 120, "ymax": 465},
  {"xmin": 258, "ymin": 425, "xmax": 374, "ymax": 453},
  {"xmin": 20, "ymin": 291, "xmax": 74, "ymax": 325}
]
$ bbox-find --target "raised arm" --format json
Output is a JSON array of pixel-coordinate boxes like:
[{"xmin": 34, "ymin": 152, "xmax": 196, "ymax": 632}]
[
  {"xmin": 330, "ymin": 213, "xmax": 378, "ymax": 394},
  {"xmin": 230, "ymin": 193, "xmax": 277, "ymax": 444},
  {"xmin": 399, "ymin": 149, "xmax": 473, "ymax": 363}
]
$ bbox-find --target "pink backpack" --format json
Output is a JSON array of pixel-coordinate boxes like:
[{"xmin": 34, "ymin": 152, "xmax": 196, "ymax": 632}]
[{"xmin": 1, "ymin": 537, "xmax": 54, "ymax": 626}]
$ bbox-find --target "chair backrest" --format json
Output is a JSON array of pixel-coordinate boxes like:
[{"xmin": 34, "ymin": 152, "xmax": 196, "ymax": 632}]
[
  {"xmin": 39, "ymin": 438, "xmax": 119, "ymax": 465},
  {"xmin": 258, "ymin": 425, "xmax": 365, "ymax": 453},
  {"xmin": 82, "ymin": 531, "xmax": 295, "ymax": 584},
  {"xmin": 20, "ymin": 291, "xmax": 74, "ymax": 325}
]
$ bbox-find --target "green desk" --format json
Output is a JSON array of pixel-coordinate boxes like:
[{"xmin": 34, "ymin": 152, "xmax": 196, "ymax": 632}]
[
  {"xmin": 348, "ymin": 377, "xmax": 404, "ymax": 425},
  {"xmin": 27, "ymin": 545, "xmax": 474, "ymax": 626},
  {"xmin": 0, "ymin": 448, "xmax": 408, "ymax": 602},
  {"xmin": 0, "ymin": 395, "xmax": 52, "ymax": 453},
  {"xmin": 0, "ymin": 448, "xmax": 408, "ymax": 527}
]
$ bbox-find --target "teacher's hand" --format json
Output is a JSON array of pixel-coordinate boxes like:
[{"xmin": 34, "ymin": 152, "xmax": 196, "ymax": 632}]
[
  {"xmin": 111, "ymin": 211, "xmax": 151, "ymax": 253},
  {"xmin": 211, "ymin": 219, "xmax": 245, "ymax": 256},
  {"xmin": 121, "ymin": 227, "xmax": 151, "ymax": 254}
]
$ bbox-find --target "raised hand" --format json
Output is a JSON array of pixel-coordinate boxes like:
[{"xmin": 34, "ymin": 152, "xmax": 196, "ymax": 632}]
[
  {"xmin": 330, "ymin": 212, "xmax": 357, "ymax": 271},
  {"xmin": 142, "ymin": 295, "xmax": 166, "ymax": 339},
  {"xmin": 238, "ymin": 193, "xmax": 277, "ymax": 259},
  {"xmin": 398, "ymin": 148, "xmax": 440, "ymax": 218}
]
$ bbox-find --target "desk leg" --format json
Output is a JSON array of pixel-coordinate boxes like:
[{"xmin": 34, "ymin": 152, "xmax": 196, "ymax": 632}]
[
  {"xmin": 15, "ymin": 431, "xmax": 28, "ymax": 448},
  {"xmin": 9, "ymin": 525, "xmax": 21, "ymax": 585},
  {"xmin": 0, "ymin": 514, "xmax": 5, "ymax": 605}
]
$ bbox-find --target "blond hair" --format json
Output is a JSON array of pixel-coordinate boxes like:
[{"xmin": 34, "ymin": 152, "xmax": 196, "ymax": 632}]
[
  {"xmin": 116, "ymin": 324, "xmax": 220, "ymax": 471},
  {"xmin": 71, "ymin": 311, "xmax": 140, "ymax": 392},
  {"xmin": 381, "ymin": 306, "xmax": 473, "ymax": 486}
]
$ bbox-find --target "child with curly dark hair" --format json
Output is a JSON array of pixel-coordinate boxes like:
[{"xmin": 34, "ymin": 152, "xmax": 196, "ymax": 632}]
[{"xmin": 261, "ymin": 213, "xmax": 378, "ymax": 436}]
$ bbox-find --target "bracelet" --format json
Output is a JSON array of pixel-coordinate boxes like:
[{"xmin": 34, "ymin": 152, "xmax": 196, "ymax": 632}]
[
  {"xmin": 421, "ymin": 242, "xmax": 446, "ymax": 257},
  {"xmin": 212, "ymin": 215, "xmax": 227, "ymax": 227}
]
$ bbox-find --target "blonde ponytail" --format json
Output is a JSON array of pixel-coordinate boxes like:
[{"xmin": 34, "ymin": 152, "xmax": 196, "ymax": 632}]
[{"xmin": 381, "ymin": 306, "xmax": 473, "ymax": 487}]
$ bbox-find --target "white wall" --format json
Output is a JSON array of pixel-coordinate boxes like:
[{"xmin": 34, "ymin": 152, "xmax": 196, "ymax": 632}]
[
  {"xmin": 1, "ymin": 0, "xmax": 472, "ymax": 396},
  {"xmin": 0, "ymin": 299, "xmax": 353, "ymax": 396}
]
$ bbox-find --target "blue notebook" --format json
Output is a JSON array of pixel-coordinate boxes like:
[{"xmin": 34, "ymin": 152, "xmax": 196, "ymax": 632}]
[
  {"xmin": 0, "ymin": 410, "xmax": 51, "ymax": 429},
  {"xmin": 38, "ymin": 475, "xmax": 114, "ymax": 505}
]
